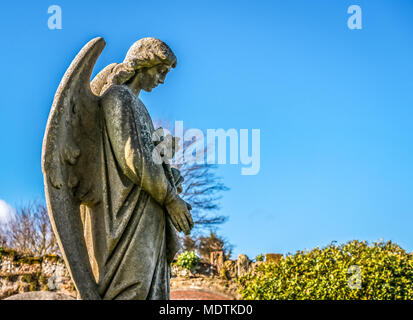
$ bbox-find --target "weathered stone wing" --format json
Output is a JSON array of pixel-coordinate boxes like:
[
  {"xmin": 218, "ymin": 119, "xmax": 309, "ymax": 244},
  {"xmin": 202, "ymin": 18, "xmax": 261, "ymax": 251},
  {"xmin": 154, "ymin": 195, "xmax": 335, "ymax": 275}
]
[{"xmin": 41, "ymin": 37, "xmax": 106, "ymax": 300}]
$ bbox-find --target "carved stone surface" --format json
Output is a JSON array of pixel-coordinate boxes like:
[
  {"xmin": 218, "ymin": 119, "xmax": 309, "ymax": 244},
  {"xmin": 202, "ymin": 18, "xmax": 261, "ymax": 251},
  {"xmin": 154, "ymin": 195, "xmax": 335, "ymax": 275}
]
[{"xmin": 42, "ymin": 37, "xmax": 193, "ymax": 300}]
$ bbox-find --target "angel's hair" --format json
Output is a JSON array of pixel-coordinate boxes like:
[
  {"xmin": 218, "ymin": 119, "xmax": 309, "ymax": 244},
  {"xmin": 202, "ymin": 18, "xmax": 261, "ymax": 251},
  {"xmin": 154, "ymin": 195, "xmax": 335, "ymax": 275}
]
[{"xmin": 91, "ymin": 37, "xmax": 177, "ymax": 96}]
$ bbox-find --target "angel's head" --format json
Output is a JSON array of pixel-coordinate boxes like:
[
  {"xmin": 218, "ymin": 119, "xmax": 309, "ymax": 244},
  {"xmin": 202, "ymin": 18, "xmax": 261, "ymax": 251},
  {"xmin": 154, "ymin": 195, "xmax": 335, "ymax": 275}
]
[
  {"xmin": 92, "ymin": 38, "xmax": 177, "ymax": 95},
  {"xmin": 123, "ymin": 37, "xmax": 177, "ymax": 92}
]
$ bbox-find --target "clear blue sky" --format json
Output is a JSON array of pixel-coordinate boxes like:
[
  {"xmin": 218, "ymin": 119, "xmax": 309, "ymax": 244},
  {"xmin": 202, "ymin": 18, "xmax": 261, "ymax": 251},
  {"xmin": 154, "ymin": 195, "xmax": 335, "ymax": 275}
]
[{"xmin": 1, "ymin": 0, "xmax": 413, "ymax": 258}]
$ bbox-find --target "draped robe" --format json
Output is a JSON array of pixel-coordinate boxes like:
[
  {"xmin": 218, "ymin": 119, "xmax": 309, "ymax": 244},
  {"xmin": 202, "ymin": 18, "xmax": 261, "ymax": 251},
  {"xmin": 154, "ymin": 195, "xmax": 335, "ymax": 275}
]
[{"xmin": 80, "ymin": 84, "xmax": 180, "ymax": 300}]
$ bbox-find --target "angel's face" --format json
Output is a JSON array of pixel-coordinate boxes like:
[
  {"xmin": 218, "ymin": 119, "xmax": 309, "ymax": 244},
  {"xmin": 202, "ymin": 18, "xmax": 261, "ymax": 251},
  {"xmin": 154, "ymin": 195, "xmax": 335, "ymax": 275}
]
[{"xmin": 140, "ymin": 64, "xmax": 171, "ymax": 92}]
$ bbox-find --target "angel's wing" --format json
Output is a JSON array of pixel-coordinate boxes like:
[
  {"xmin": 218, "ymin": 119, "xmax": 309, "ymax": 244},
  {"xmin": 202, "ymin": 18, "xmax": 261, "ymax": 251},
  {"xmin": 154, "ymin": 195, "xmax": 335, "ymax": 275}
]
[{"xmin": 41, "ymin": 37, "xmax": 106, "ymax": 299}]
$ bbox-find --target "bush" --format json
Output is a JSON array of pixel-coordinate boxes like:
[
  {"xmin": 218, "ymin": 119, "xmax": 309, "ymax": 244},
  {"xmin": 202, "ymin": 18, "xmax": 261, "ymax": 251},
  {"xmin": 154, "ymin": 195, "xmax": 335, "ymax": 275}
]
[
  {"xmin": 175, "ymin": 251, "xmax": 200, "ymax": 270},
  {"xmin": 238, "ymin": 240, "xmax": 413, "ymax": 300},
  {"xmin": 255, "ymin": 254, "xmax": 264, "ymax": 262}
]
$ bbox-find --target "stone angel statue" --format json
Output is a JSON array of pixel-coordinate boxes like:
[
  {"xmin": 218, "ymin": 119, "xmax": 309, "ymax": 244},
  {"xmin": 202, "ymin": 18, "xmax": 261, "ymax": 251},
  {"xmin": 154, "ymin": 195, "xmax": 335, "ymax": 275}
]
[{"xmin": 41, "ymin": 37, "xmax": 194, "ymax": 300}]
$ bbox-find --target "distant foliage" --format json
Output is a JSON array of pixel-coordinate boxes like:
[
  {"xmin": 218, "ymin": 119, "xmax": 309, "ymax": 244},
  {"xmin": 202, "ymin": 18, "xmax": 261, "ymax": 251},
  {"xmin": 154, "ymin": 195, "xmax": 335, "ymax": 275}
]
[
  {"xmin": 198, "ymin": 231, "xmax": 233, "ymax": 260},
  {"xmin": 180, "ymin": 231, "xmax": 233, "ymax": 261},
  {"xmin": 238, "ymin": 240, "xmax": 413, "ymax": 300},
  {"xmin": 175, "ymin": 251, "xmax": 200, "ymax": 270},
  {"xmin": 255, "ymin": 254, "xmax": 265, "ymax": 262}
]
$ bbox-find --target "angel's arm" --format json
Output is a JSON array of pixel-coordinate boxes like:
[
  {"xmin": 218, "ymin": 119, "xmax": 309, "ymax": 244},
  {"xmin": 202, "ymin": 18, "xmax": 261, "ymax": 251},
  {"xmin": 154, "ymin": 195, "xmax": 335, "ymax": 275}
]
[{"xmin": 101, "ymin": 85, "xmax": 176, "ymax": 205}]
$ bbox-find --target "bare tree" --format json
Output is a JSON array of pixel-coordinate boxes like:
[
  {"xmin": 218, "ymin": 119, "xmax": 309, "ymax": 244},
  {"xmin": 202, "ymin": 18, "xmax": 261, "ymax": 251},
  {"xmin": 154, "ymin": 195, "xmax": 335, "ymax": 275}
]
[
  {"xmin": 2, "ymin": 202, "xmax": 59, "ymax": 256},
  {"xmin": 198, "ymin": 231, "xmax": 233, "ymax": 260},
  {"xmin": 0, "ymin": 228, "xmax": 7, "ymax": 248},
  {"xmin": 180, "ymin": 163, "xmax": 229, "ymax": 230}
]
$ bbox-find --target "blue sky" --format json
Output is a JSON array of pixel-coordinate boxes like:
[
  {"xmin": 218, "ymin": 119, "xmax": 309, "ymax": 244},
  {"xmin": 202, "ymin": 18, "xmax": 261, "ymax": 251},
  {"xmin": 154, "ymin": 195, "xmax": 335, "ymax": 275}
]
[{"xmin": 1, "ymin": 0, "xmax": 413, "ymax": 258}]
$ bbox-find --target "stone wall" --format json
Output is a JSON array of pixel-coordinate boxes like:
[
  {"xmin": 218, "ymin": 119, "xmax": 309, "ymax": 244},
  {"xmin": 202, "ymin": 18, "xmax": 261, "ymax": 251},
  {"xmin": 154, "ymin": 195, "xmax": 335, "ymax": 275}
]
[{"xmin": 0, "ymin": 249, "xmax": 74, "ymax": 299}]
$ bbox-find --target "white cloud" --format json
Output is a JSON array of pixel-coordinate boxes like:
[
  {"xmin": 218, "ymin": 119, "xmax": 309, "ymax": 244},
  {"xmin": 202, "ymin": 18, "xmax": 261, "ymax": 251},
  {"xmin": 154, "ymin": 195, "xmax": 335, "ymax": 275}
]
[{"xmin": 0, "ymin": 199, "xmax": 16, "ymax": 224}]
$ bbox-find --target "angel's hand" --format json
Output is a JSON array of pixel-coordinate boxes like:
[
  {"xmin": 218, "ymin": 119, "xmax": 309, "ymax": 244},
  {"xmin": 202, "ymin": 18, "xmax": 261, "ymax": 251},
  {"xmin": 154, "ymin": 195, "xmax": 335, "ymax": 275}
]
[{"xmin": 165, "ymin": 194, "xmax": 193, "ymax": 235}]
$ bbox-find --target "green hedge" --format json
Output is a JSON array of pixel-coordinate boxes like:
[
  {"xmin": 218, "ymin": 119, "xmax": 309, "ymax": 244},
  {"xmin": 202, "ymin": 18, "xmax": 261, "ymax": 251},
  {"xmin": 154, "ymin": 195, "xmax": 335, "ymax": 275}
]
[{"xmin": 238, "ymin": 240, "xmax": 413, "ymax": 300}]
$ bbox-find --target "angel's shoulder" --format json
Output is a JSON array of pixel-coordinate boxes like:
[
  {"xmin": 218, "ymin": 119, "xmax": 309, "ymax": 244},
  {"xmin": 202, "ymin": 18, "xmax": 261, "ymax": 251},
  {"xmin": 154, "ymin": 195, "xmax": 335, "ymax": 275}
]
[{"xmin": 100, "ymin": 85, "xmax": 135, "ymax": 112}]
